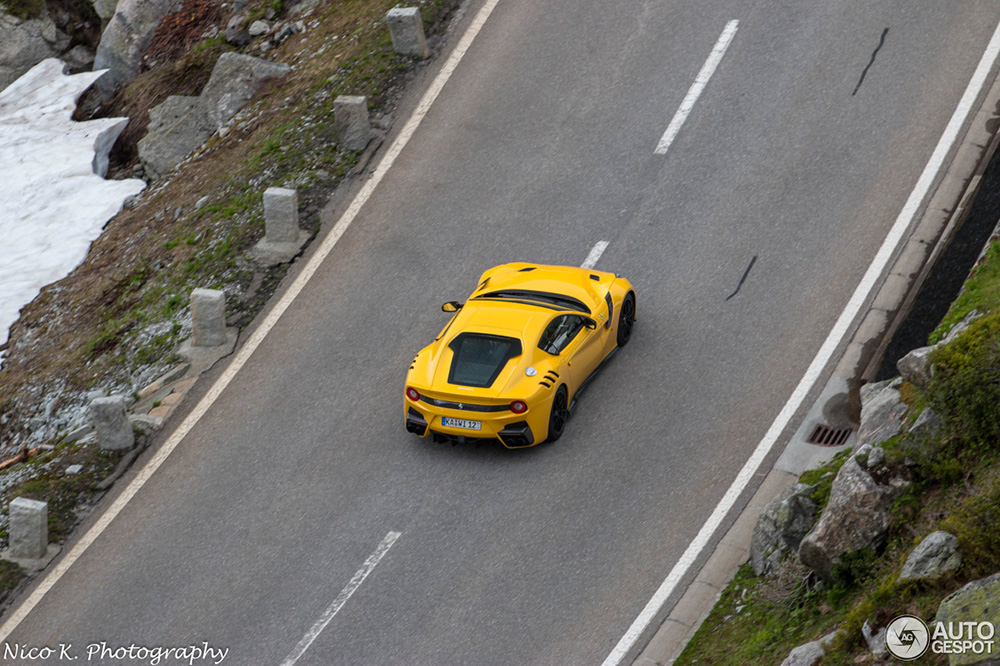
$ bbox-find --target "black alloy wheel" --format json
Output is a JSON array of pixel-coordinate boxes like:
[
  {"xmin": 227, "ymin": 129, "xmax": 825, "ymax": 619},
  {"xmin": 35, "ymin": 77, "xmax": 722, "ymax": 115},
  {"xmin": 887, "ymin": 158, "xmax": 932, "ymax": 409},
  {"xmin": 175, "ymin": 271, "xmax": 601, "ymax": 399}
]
[
  {"xmin": 546, "ymin": 386, "xmax": 570, "ymax": 443},
  {"xmin": 616, "ymin": 292, "xmax": 636, "ymax": 347}
]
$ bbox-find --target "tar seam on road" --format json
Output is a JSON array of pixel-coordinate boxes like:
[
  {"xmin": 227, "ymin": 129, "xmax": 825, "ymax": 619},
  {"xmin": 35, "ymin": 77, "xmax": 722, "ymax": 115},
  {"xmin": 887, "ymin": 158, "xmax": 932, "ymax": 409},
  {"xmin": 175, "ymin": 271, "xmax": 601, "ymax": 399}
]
[
  {"xmin": 581, "ymin": 241, "xmax": 610, "ymax": 269},
  {"xmin": 853, "ymin": 27, "xmax": 889, "ymax": 96},
  {"xmin": 280, "ymin": 532, "xmax": 402, "ymax": 666},
  {"xmin": 602, "ymin": 16, "xmax": 1000, "ymax": 666},
  {"xmin": 655, "ymin": 20, "xmax": 739, "ymax": 155},
  {"xmin": 0, "ymin": 0, "xmax": 502, "ymax": 644},
  {"xmin": 725, "ymin": 255, "xmax": 757, "ymax": 301}
]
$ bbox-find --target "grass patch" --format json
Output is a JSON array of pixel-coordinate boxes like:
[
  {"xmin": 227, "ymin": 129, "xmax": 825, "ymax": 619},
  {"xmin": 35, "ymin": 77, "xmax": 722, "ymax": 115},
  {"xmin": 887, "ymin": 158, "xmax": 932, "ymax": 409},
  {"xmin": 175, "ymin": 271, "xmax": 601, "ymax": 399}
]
[
  {"xmin": 7, "ymin": 444, "xmax": 123, "ymax": 543},
  {"xmin": 930, "ymin": 240, "xmax": 1000, "ymax": 344},
  {"xmin": 799, "ymin": 448, "xmax": 851, "ymax": 512},
  {"xmin": 927, "ymin": 310, "xmax": 1000, "ymax": 446},
  {"xmin": 675, "ymin": 562, "xmax": 847, "ymax": 666}
]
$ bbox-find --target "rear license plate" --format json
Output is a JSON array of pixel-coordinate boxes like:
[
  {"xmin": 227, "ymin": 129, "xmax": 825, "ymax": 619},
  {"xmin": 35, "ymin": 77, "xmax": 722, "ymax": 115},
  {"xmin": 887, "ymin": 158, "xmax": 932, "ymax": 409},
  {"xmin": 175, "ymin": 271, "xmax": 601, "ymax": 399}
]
[{"xmin": 442, "ymin": 417, "xmax": 481, "ymax": 431}]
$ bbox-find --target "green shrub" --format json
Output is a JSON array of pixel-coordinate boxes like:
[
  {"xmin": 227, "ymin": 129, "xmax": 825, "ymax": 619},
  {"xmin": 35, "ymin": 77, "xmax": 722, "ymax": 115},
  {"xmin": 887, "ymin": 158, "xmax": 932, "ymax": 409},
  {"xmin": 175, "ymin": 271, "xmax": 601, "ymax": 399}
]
[
  {"xmin": 927, "ymin": 311, "xmax": 1000, "ymax": 447},
  {"xmin": 940, "ymin": 476, "xmax": 1000, "ymax": 579},
  {"xmin": 1, "ymin": 0, "xmax": 45, "ymax": 19}
]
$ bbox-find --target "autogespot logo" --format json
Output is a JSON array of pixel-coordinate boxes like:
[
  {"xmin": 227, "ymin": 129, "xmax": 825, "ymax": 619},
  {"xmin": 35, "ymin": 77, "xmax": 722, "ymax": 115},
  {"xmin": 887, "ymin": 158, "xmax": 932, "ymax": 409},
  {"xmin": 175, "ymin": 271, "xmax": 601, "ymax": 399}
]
[{"xmin": 886, "ymin": 615, "xmax": 930, "ymax": 660}]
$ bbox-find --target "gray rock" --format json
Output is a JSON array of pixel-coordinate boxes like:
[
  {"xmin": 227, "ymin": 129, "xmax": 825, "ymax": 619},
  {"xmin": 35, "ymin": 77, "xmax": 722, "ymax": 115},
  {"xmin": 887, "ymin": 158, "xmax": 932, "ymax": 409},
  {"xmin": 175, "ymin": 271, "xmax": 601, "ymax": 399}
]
[
  {"xmin": 856, "ymin": 380, "xmax": 907, "ymax": 448},
  {"xmin": 909, "ymin": 408, "xmax": 944, "ymax": 439},
  {"xmin": 899, "ymin": 531, "xmax": 961, "ymax": 582},
  {"xmin": 862, "ymin": 443, "xmax": 886, "ymax": 470},
  {"xmin": 61, "ymin": 44, "xmax": 95, "ymax": 72},
  {"xmin": 224, "ymin": 27, "xmax": 251, "ymax": 47},
  {"xmin": 200, "ymin": 52, "xmax": 291, "ymax": 129},
  {"xmin": 862, "ymin": 619, "xmax": 889, "ymax": 660},
  {"xmin": 780, "ymin": 630, "xmax": 838, "ymax": 666},
  {"xmin": 91, "ymin": 0, "xmax": 119, "ymax": 20},
  {"xmin": 0, "ymin": 11, "xmax": 71, "ymax": 90},
  {"xmin": 89, "ymin": 395, "xmax": 135, "ymax": 450},
  {"xmin": 750, "ymin": 483, "xmax": 817, "ymax": 575},
  {"xmin": 248, "ymin": 20, "xmax": 270, "ymax": 36},
  {"xmin": 65, "ymin": 464, "xmax": 84, "ymax": 475},
  {"xmin": 935, "ymin": 572, "xmax": 1000, "ymax": 666},
  {"xmin": 941, "ymin": 310, "xmax": 982, "ymax": 345},
  {"xmin": 93, "ymin": 0, "xmax": 175, "ymax": 96},
  {"xmin": 137, "ymin": 95, "xmax": 214, "ymax": 180},
  {"xmin": 128, "ymin": 413, "xmax": 164, "ymax": 432},
  {"xmin": 898, "ymin": 345, "xmax": 935, "ymax": 388},
  {"xmin": 798, "ymin": 453, "xmax": 899, "ymax": 579}
]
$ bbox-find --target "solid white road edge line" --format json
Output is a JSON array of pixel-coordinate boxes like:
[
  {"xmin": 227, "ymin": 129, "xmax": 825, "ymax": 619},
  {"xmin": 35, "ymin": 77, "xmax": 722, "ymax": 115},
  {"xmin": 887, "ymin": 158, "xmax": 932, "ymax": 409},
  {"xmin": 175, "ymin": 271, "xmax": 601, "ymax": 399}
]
[
  {"xmin": 581, "ymin": 241, "xmax": 609, "ymax": 269},
  {"xmin": 604, "ymin": 15, "xmax": 1000, "ymax": 666},
  {"xmin": 654, "ymin": 20, "xmax": 739, "ymax": 156},
  {"xmin": 280, "ymin": 531, "xmax": 402, "ymax": 666},
  {"xmin": 0, "ymin": 0, "xmax": 502, "ymax": 642}
]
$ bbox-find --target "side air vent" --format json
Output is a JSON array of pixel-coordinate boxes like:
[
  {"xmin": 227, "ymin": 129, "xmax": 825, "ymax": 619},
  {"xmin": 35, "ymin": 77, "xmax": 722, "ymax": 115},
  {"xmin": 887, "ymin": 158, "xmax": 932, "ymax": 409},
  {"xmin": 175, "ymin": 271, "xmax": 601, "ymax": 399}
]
[
  {"xmin": 518, "ymin": 267, "xmax": 536, "ymax": 272},
  {"xmin": 590, "ymin": 274, "xmax": 600, "ymax": 281}
]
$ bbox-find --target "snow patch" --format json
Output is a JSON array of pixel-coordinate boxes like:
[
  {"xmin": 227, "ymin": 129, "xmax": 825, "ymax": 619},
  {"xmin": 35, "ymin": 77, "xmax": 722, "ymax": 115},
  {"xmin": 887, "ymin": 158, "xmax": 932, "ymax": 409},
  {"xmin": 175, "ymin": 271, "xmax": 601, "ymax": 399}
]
[{"xmin": 0, "ymin": 58, "xmax": 146, "ymax": 366}]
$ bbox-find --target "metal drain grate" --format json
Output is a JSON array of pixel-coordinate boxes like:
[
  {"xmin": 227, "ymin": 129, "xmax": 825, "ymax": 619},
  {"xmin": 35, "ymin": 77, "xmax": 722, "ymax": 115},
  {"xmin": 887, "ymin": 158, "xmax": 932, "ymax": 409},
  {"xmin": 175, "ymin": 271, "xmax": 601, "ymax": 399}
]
[{"xmin": 807, "ymin": 424, "xmax": 853, "ymax": 446}]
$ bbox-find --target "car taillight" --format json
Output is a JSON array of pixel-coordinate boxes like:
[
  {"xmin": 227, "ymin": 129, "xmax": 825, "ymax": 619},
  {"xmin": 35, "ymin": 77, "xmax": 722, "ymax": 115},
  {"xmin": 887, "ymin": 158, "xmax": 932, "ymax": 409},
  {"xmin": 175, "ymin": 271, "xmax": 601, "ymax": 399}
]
[
  {"xmin": 510, "ymin": 400, "xmax": 527, "ymax": 414},
  {"xmin": 406, "ymin": 387, "xmax": 420, "ymax": 401}
]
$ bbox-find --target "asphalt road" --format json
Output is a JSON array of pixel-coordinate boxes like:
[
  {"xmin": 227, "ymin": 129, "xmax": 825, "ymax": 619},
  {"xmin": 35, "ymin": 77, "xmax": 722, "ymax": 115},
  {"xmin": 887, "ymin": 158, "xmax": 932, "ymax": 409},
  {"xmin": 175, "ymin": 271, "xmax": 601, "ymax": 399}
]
[{"xmin": 6, "ymin": 1, "xmax": 1000, "ymax": 664}]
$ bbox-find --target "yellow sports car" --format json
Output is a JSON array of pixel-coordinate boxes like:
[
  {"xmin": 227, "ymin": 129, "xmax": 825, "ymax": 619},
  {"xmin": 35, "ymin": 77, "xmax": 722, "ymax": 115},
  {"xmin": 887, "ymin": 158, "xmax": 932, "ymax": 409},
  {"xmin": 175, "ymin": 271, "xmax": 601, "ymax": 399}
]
[{"xmin": 404, "ymin": 263, "xmax": 636, "ymax": 448}]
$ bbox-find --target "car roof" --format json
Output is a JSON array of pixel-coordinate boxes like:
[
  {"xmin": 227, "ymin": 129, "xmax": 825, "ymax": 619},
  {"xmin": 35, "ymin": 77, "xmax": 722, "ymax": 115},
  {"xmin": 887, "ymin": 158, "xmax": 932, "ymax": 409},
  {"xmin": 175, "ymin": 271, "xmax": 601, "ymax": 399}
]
[{"xmin": 446, "ymin": 300, "xmax": 551, "ymax": 345}]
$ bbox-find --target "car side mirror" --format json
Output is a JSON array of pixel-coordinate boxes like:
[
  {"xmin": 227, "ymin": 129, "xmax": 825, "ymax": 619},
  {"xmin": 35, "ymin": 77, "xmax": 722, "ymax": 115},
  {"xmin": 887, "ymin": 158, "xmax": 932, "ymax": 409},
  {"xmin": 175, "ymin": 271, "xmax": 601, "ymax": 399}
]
[
  {"xmin": 582, "ymin": 318, "xmax": 597, "ymax": 330},
  {"xmin": 442, "ymin": 301, "xmax": 463, "ymax": 313}
]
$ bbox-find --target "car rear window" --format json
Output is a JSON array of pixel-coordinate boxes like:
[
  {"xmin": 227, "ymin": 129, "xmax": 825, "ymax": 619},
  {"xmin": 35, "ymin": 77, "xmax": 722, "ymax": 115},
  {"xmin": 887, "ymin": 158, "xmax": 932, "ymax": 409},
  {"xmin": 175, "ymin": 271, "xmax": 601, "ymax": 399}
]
[{"xmin": 448, "ymin": 333, "xmax": 522, "ymax": 388}]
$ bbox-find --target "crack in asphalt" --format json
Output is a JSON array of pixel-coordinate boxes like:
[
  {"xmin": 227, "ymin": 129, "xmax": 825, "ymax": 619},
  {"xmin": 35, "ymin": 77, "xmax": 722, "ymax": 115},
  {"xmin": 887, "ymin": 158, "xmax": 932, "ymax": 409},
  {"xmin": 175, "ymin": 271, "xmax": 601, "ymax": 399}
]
[{"xmin": 854, "ymin": 27, "xmax": 889, "ymax": 96}]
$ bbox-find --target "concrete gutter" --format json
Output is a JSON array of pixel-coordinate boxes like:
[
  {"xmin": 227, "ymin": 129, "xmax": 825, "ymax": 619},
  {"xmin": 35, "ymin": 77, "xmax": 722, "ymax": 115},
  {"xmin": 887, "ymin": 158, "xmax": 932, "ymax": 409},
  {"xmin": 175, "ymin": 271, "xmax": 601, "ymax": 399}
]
[{"xmin": 635, "ymin": 53, "xmax": 1000, "ymax": 666}]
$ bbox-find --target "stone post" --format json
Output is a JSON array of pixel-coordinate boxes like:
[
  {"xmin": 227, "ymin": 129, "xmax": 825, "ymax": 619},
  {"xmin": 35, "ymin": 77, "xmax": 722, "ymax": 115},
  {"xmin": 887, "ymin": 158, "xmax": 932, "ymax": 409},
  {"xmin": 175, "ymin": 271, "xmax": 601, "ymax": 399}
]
[
  {"xmin": 190, "ymin": 288, "xmax": 227, "ymax": 347},
  {"xmin": 90, "ymin": 395, "xmax": 135, "ymax": 450},
  {"xmin": 9, "ymin": 497, "xmax": 48, "ymax": 560},
  {"xmin": 264, "ymin": 187, "xmax": 299, "ymax": 243},
  {"xmin": 387, "ymin": 8, "xmax": 429, "ymax": 59},
  {"xmin": 333, "ymin": 95, "xmax": 374, "ymax": 151},
  {"xmin": 178, "ymin": 287, "xmax": 237, "ymax": 373}
]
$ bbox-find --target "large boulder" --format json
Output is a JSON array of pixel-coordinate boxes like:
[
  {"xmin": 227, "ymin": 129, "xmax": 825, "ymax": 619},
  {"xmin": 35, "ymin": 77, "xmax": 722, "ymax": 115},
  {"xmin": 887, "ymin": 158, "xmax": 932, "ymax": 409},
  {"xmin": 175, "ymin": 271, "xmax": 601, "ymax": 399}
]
[
  {"xmin": 780, "ymin": 630, "xmax": 839, "ymax": 666},
  {"xmin": 798, "ymin": 445, "xmax": 903, "ymax": 579},
  {"xmin": 750, "ymin": 483, "xmax": 817, "ymax": 575},
  {"xmin": 91, "ymin": 0, "xmax": 120, "ymax": 21},
  {"xmin": 138, "ymin": 53, "xmax": 290, "ymax": 179},
  {"xmin": 896, "ymin": 311, "xmax": 982, "ymax": 389},
  {"xmin": 200, "ymin": 53, "xmax": 291, "ymax": 129},
  {"xmin": 0, "ymin": 11, "xmax": 71, "ymax": 91},
  {"xmin": 899, "ymin": 531, "xmax": 961, "ymax": 582},
  {"xmin": 92, "ymin": 0, "xmax": 174, "ymax": 96},
  {"xmin": 137, "ymin": 95, "xmax": 214, "ymax": 180},
  {"xmin": 935, "ymin": 572, "xmax": 1000, "ymax": 666},
  {"xmin": 898, "ymin": 346, "xmax": 935, "ymax": 389},
  {"xmin": 856, "ymin": 379, "xmax": 908, "ymax": 448}
]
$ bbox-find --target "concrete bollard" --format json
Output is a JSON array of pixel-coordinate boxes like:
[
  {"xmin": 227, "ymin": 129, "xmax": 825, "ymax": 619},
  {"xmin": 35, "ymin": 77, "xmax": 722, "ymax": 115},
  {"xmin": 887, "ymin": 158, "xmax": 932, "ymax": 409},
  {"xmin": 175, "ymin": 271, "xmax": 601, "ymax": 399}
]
[
  {"xmin": 252, "ymin": 187, "xmax": 309, "ymax": 267},
  {"xmin": 190, "ymin": 288, "xmax": 227, "ymax": 347},
  {"xmin": 9, "ymin": 497, "xmax": 48, "ymax": 560},
  {"xmin": 333, "ymin": 95, "xmax": 374, "ymax": 151},
  {"xmin": 263, "ymin": 187, "xmax": 299, "ymax": 243},
  {"xmin": 90, "ymin": 395, "xmax": 135, "ymax": 450},
  {"xmin": 178, "ymin": 287, "xmax": 237, "ymax": 373},
  {"xmin": 387, "ymin": 7, "xmax": 429, "ymax": 59}
]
